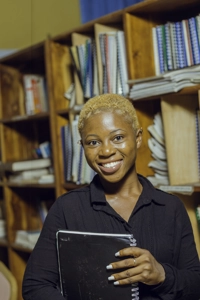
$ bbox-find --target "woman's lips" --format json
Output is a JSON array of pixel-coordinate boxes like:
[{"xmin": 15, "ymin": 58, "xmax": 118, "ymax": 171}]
[{"xmin": 98, "ymin": 160, "xmax": 122, "ymax": 174}]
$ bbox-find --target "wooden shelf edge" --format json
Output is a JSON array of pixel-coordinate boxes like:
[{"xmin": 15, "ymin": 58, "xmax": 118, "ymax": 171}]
[
  {"xmin": 5, "ymin": 182, "xmax": 55, "ymax": 189},
  {"xmin": 0, "ymin": 112, "xmax": 50, "ymax": 124}
]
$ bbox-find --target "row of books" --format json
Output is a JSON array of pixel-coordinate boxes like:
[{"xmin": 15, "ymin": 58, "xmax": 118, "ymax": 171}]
[
  {"xmin": 98, "ymin": 31, "xmax": 129, "ymax": 96},
  {"xmin": 23, "ymin": 74, "xmax": 48, "ymax": 115},
  {"xmin": 152, "ymin": 15, "xmax": 200, "ymax": 75},
  {"xmin": 70, "ymin": 30, "xmax": 129, "ymax": 99},
  {"xmin": 70, "ymin": 39, "xmax": 99, "ymax": 99},
  {"xmin": 61, "ymin": 117, "xmax": 96, "ymax": 185}
]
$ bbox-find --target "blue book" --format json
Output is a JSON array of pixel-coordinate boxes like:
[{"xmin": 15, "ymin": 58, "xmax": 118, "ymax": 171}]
[
  {"xmin": 156, "ymin": 25, "xmax": 165, "ymax": 74},
  {"xmin": 188, "ymin": 17, "xmax": 200, "ymax": 64},
  {"xmin": 175, "ymin": 21, "xmax": 187, "ymax": 68}
]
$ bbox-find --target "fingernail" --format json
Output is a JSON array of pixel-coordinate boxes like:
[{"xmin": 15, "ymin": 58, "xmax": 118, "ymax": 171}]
[
  {"xmin": 114, "ymin": 281, "xmax": 119, "ymax": 285},
  {"xmin": 106, "ymin": 264, "xmax": 113, "ymax": 269},
  {"xmin": 115, "ymin": 251, "xmax": 120, "ymax": 257},
  {"xmin": 108, "ymin": 276, "xmax": 115, "ymax": 281}
]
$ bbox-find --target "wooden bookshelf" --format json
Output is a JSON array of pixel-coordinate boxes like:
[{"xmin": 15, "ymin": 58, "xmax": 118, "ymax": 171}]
[{"xmin": 0, "ymin": 0, "xmax": 200, "ymax": 299}]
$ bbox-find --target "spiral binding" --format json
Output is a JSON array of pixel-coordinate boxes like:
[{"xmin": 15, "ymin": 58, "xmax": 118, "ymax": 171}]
[{"xmin": 129, "ymin": 235, "xmax": 139, "ymax": 300}]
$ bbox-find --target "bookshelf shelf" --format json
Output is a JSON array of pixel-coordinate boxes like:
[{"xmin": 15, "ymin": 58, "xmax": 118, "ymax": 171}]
[
  {"xmin": 5, "ymin": 182, "xmax": 55, "ymax": 188},
  {"xmin": 0, "ymin": 0, "xmax": 200, "ymax": 299},
  {"xmin": 0, "ymin": 112, "xmax": 50, "ymax": 124},
  {"xmin": 11, "ymin": 243, "xmax": 33, "ymax": 254}
]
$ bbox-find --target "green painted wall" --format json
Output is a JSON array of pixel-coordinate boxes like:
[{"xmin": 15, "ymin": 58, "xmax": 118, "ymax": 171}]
[{"xmin": 0, "ymin": 0, "xmax": 81, "ymax": 50}]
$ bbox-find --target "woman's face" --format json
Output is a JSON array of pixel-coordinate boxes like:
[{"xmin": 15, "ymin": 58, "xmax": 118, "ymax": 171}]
[{"xmin": 81, "ymin": 111, "xmax": 142, "ymax": 184}]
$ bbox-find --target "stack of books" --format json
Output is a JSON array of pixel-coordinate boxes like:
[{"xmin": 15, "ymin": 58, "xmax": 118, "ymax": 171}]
[
  {"xmin": 146, "ymin": 112, "xmax": 169, "ymax": 186},
  {"xmin": 0, "ymin": 158, "xmax": 53, "ymax": 184},
  {"xmin": 15, "ymin": 230, "xmax": 41, "ymax": 249},
  {"xmin": 128, "ymin": 65, "xmax": 200, "ymax": 100}
]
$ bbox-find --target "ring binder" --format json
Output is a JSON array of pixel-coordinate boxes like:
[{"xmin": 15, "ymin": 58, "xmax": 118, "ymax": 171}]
[{"xmin": 56, "ymin": 230, "xmax": 139, "ymax": 299}]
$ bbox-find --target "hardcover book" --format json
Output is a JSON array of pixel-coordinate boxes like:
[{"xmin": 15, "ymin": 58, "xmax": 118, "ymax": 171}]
[{"xmin": 56, "ymin": 230, "xmax": 139, "ymax": 300}]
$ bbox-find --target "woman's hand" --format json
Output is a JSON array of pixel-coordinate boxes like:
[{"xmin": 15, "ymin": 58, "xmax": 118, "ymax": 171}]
[{"xmin": 106, "ymin": 246, "xmax": 165, "ymax": 286}]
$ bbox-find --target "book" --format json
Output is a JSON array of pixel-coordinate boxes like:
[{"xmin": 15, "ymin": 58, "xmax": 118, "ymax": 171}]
[
  {"xmin": 23, "ymin": 74, "xmax": 48, "ymax": 115},
  {"xmin": 38, "ymin": 174, "xmax": 54, "ymax": 184},
  {"xmin": 188, "ymin": 17, "xmax": 200, "ymax": 65},
  {"xmin": 152, "ymin": 26, "xmax": 160, "ymax": 75},
  {"xmin": 0, "ymin": 158, "xmax": 51, "ymax": 172},
  {"xmin": 116, "ymin": 30, "xmax": 129, "ymax": 96},
  {"xmin": 15, "ymin": 230, "xmax": 41, "ymax": 249},
  {"xmin": 8, "ymin": 168, "xmax": 49, "ymax": 183},
  {"xmin": 56, "ymin": 230, "xmax": 139, "ymax": 300}
]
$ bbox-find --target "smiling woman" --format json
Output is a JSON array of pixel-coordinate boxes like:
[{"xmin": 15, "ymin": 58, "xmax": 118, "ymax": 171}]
[{"xmin": 22, "ymin": 93, "xmax": 200, "ymax": 300}]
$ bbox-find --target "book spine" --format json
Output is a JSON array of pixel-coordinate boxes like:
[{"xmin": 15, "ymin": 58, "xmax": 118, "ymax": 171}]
[
  {"xmin": 152, "ymin": 27, "xmax": 160, "ymax": 75},
  {"xmin": 155, "ymin": 26, "xmax": 165, "ymax": 74},
  {"xmin": 116, "ymin": 31, "xmax": 129, "ymax": 96},
  {"xmin": 23, "ymin": 75, "xmax": 35, "ymax": 115},
  {"xmin": 175, "ymin": 21, "xmax": 186, "ymax": 69},
  {"xmin": 161, "ymin": 25, "xmax": 168, "ymax": 72},
  {"xmin": 169, "ymin": 22, "xmax": 178, "ymax": 70},
  {"xmin": 196, "ymin": 15, "xmax": 200, "ymax": 49},
  {"xmin": 188, "ymin": 17, "xmax": 200, "ymax": 64},
  {"xmin": 164, "ymin": 23, "xmax": 173, "ymax": 71},
  {"xmin": 181, "ymin": 20, "xmax": 192, "ymax": 67}
]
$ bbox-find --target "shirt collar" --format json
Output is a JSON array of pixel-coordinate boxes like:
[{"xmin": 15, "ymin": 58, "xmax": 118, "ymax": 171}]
[{"xmin": 89, "ymin": 174, "xmax": 166, "ymax": 206}]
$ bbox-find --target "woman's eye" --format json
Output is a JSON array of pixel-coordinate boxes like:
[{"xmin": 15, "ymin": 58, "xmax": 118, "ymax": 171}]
[
  {"xmin": 114, "ymin": 135, "xmax": 123, "ymax": 142},
  {"xmin": 88, "ymin": 140, "xmax": 99, "ymax": 146}
]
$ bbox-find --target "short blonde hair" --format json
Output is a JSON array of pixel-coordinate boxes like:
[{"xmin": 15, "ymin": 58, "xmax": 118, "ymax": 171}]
[{"xmin": 78, "ymin": 94, "xmax": 139, "ymax": 134}]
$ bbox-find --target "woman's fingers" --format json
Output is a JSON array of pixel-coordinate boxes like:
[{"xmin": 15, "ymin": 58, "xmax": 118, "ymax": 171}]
[
  {"xmin": 107, "ymin": 247, "xmax": 165, "ymax": 286},
  {"xmin": 106, "ymin": 257, "xmax": 139, "ymax": 270}
]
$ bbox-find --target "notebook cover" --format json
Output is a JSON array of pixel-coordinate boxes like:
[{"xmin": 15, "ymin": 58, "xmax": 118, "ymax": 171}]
[{"xmin": 56, "ymin": 230, "xmax": 138, "ymax": 300}]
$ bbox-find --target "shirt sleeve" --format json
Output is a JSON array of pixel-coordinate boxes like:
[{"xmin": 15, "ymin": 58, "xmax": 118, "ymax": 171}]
[
  {"xmin": 151, "ymin": 197, "xmax": 200, "ymax": 300},
  {"xmin": 22, "ymin": 196, "xmax": 66, "ymax": 300}
]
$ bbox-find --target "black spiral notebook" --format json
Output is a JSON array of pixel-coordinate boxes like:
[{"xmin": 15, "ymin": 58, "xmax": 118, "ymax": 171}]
[{"xmin": 56, "ymin": 230, "xmax": 139, "ymax": 300}]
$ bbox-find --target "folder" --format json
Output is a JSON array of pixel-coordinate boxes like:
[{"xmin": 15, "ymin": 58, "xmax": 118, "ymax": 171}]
[{"xmin": 56, "ymin": 230, "xmax": 139, "ymax": 300}]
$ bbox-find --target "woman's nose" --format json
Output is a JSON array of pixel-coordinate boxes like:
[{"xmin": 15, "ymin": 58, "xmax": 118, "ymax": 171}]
[{"xmin": 99, "ymin": 142, "xmax": 115, "ymax": 156}]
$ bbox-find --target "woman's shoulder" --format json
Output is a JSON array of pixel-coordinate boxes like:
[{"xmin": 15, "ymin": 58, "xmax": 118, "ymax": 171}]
[{"xmin": 58, "ymin": 184, "xmax": 91, "ymax": 202}]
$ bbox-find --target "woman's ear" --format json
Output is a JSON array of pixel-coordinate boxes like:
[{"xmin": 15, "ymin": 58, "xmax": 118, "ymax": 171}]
[{"xmin": 136, "ymin": 128, "xmax": 143, "ymax": 149}]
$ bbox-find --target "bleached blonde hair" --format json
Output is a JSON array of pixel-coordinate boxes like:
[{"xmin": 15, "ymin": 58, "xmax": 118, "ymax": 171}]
[{"xmin": 78, "ymin": 93, "xmax": 139, "ymax": 134}]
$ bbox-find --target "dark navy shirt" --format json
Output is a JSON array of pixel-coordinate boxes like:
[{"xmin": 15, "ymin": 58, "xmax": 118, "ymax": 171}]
[{"xmin": 22, "ymin": 174, "xmax": 200, "ymax": 299}]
